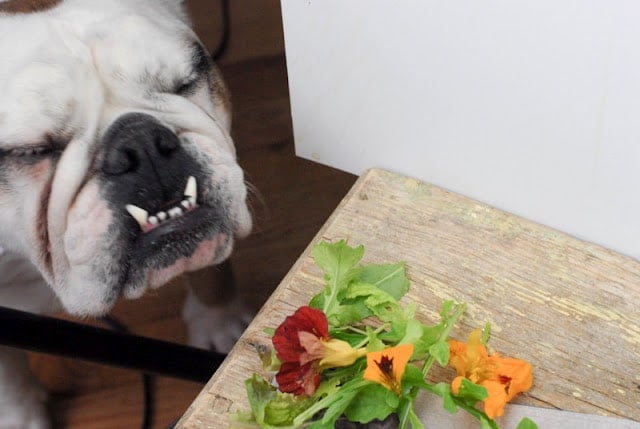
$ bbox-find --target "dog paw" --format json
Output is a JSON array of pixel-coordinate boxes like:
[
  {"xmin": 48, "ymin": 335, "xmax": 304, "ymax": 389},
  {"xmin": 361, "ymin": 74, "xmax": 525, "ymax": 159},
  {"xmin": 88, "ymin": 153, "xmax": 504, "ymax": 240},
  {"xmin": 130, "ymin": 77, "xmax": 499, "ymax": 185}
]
[
  {"xmin": 0, "ymin": 383, "xmax": 51, "ymax": 429},
  {"xmin": 182, "ymin": 290, "xmax": 254, "ymax": 353}
]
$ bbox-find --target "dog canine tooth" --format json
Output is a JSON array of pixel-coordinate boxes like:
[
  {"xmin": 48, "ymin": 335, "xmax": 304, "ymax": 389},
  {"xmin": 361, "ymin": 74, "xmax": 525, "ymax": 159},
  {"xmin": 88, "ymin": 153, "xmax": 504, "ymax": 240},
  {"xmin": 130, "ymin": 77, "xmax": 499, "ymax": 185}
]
[
  {"xmin": 184, "ymin": 176, "xmax": 197, "ymax": 204},
  {"xmin": 125, "ymin": 204, "xmax": 149, "ymax": 228},
  {"xmin": 168, "ymin": 207, "xmax": 183, "ymax": 218}
]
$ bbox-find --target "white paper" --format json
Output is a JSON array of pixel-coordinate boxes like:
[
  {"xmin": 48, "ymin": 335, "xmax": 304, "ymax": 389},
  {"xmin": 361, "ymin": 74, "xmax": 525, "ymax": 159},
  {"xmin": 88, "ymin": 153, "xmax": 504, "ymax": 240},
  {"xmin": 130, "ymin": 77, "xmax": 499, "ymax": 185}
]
[{"xmin": 415, "ymin": 394, "xmax": 640, "ymax": 428}]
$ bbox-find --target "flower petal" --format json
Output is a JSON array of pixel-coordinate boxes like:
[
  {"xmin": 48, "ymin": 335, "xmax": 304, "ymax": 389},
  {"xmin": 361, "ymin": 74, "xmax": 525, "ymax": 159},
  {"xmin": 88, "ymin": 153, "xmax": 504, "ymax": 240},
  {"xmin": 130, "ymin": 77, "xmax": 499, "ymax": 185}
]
[
  {"xmin": 482, "ymin": 380, "xmax": 509, "ymax": 419},
  {"xmin": 494, "ymin": 357, "xmax": 533, "ymax": 401},
  {"xmin": 364, "ymin": 344, "xmax": 414, "ymax": 394},
  {"xmin": 276, "ymin": 361, "xmax": 321, "ymax": 396},
  {"xmin": 273, "ymin": 306, "xmax": 329, "ymax": 362}
]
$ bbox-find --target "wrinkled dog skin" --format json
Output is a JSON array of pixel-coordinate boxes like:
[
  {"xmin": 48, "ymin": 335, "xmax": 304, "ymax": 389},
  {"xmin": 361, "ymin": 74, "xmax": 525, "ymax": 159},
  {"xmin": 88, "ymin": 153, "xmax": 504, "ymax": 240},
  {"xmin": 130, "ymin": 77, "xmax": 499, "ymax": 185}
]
[{"xmin": 0, "ymin": 0, "xmax": 252, "ymax": 426}]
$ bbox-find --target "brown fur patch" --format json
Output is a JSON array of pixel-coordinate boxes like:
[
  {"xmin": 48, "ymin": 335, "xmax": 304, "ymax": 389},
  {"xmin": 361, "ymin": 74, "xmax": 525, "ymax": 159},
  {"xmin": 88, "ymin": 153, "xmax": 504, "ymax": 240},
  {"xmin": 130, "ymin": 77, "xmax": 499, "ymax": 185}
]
[
  {"xmin": 0, "ymin": 0, "xmax": 62, "ymax": 14},
  {"xmin": 208, "ymin": 63, "xmax": 232, "ymax": 120}
]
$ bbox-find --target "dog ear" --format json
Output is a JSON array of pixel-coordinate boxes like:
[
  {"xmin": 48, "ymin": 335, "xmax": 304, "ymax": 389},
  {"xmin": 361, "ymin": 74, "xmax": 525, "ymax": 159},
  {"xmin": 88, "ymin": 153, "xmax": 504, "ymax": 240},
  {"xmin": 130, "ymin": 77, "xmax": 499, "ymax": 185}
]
[{"xmin": 0, "ymin": 0, "xmax": 62, "ymax": 14}]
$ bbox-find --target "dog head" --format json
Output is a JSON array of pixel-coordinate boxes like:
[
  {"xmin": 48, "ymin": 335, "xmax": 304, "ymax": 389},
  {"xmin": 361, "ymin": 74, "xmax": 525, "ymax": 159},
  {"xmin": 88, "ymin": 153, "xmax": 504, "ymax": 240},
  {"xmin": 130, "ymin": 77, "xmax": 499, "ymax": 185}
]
[{"xmin": 0, "ymin": 0, "xmax": 252, "ymax": 315}]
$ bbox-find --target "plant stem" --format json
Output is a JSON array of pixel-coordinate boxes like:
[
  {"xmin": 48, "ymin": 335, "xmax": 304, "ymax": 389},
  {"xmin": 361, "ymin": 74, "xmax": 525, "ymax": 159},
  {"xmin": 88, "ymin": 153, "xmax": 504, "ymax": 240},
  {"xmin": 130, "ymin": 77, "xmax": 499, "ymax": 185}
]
[
  {"xmin": 421, "ymin": 303, "xmax": 466, "ymax": 377},
  {"xmin": 292, "ymin": 379, "xmax": 369, "ymax": 427},
  {"xmin": 354, "ymin": 323, "xmax": 390, "ymax": 349},
  {"xmin": 398, "ymin": 302, "xmax": 467, "ymax": 428}
]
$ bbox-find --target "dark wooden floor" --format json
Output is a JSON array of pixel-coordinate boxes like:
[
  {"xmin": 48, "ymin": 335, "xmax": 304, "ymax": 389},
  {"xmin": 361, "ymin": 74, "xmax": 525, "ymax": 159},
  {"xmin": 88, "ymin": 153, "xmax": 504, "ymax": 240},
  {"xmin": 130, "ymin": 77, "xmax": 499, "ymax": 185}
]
[{"xmin": 29, "ymin": 34, "xmax": 357, "ymax": 429}]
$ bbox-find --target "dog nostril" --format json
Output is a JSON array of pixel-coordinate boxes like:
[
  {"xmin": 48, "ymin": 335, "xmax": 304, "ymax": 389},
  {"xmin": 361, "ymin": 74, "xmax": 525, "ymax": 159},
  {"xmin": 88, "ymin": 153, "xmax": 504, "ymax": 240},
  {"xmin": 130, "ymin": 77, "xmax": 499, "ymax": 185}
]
[
  {"xmin": 103, "ymin": 147, "xmax": 139, "ymax": 175},
  {"xmin": 155, "ymin": 133, "xmax": 179, "ymax": 156}
]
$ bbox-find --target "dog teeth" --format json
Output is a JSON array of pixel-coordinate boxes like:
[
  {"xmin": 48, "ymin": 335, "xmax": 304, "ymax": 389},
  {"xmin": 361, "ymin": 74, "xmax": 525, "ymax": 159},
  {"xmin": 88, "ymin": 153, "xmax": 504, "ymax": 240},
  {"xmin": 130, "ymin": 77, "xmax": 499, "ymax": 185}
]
[
  {"xmin": 184, "ymin": 176, "xmax": 197, "ymax": 205},
  {"xmin": 125, "ymin": 176, "xmax": 199, "ymax": 232},
  {"xmin": 168, "ymin": 207, "xmax": 183, "ymax": 218},
  {"xmin": 125, "ymin": 204, "xmax": 149, "ymax": 228}
]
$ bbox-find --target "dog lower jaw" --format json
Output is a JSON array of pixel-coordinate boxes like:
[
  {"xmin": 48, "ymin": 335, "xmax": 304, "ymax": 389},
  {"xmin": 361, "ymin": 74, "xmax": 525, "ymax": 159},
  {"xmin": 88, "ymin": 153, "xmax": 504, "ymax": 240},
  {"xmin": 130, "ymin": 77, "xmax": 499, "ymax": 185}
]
[
  {"xmin": 123, "ymin": 233, "xmax": 232, "ymax": 300},
  {"xmin": 54, "ymin": 233, "xmax": 232, "ymax": 316}
]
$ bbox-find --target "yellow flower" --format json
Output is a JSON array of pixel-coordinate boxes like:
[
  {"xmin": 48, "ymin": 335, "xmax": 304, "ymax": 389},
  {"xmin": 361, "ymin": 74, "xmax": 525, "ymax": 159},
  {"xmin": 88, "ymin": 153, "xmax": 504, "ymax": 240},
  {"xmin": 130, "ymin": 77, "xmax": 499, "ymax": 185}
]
[
  {"xmin": 449, "ymin": 329, "xmax": 533, "ymax": 419},
  {"xmin": 298, "ymin": 331, "xmax": 367, "ymax": 369},
  {"xmin": 363, "ymin": 344, "xmax": 414, "ymax": 395}
]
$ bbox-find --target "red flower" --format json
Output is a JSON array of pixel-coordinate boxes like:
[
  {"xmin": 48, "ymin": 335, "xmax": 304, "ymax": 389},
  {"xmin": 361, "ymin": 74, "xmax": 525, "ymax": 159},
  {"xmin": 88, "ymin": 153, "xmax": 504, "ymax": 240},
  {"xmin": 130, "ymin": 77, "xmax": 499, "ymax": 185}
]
[
  {"xmin": 272, "ymin": 306, "xmax": 365, "ymax": 396},
  {"xmin": 273, "ymin": 306, "xmax": 329, "ymax": 363}
]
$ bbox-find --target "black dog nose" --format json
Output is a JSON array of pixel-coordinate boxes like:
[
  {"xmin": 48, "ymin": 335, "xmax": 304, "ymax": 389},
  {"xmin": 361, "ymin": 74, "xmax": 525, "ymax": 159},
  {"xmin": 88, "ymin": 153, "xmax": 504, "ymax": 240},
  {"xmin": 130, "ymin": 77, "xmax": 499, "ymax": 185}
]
[{"xmin": 102, "ymin": 113, "xmax": 180, "ymax": 176}]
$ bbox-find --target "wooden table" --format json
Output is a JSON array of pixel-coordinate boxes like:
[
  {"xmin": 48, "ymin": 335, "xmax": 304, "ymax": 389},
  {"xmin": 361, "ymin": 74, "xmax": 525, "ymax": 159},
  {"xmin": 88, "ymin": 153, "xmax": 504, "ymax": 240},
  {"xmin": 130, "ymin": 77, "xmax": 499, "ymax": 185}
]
[{"xmin": 176, "ymin": 168, "xmax": 640, "ymax": 428}]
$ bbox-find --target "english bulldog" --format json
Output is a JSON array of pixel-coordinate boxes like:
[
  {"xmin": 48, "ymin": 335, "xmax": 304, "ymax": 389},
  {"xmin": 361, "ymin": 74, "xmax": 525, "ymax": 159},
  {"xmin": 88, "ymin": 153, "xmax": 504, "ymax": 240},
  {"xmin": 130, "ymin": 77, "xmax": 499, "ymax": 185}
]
[{"xmin": 0, "ymin": 0, "xmax": 253, "ymax": 427}]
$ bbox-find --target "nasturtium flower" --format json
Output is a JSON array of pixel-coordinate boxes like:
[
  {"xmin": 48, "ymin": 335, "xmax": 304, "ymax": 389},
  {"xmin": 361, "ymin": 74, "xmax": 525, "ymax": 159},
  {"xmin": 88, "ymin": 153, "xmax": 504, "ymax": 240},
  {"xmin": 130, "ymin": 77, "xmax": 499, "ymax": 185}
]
[
  {"xmin": 363, "ymin": 343, "xmax": 414, "ymax": 395},
  {"xmin": 448, "ymin": 329, "xmax": 533, "ymax": 418},
  {"xmin": 272, "ymin": 306, "xmax": 366, "ymax": 396}
]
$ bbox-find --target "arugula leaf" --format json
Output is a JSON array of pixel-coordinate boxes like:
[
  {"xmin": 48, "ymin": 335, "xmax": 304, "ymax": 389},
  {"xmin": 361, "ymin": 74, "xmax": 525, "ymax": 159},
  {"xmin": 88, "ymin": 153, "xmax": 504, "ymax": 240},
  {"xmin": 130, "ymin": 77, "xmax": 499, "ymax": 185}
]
[
  {"xmin": 356, "ymin": 262, "xmax": 409, "ymax": 300},
  {"xmin": 516, "ymin": 417, "xmax": 539, "ymax": 429},
  {"xmin": 411, "ymin": 322, "xmax": 445, "ymax": 358},
  {"xmin": 243, "ymin": 374, "xmax": 312, "ymax": 427},
  {"xmin": 344, "ymin": 383, "xmax": 398, "ymax": 423},
  {"xmin": 428, "ymin": 340, "xmax": 450, "ymax": 367},
  {"xmin": 407, "ymin": 408, "xmax": 425, "ymax": 429},
  {"xmin": 401, "ymin": 364, "xmax": 429, "ymax": 390},
  {"xmin": 309, "ymin": 241, "xmax": 364, "ymax": 320},
  {"xmin": 244, "ymin": 374, "xmax": 274, "ymax": 424},
  {"xmin": 455, "ymin": 378, "xmax": 489, "ymax": 403},
  {"xmin": 425, "ymin": 382, "xmax": 458, "ymax": 413}
]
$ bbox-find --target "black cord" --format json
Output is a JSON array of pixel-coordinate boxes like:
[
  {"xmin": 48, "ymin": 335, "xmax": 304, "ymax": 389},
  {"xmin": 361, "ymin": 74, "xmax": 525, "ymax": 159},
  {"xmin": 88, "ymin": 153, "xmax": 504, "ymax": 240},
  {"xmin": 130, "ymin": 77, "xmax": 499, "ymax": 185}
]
[
  {"xmin": 99, "ymin": 315, "xmax": 155, "ymax": 429},
  {"xmin": 211, "ymin": 0, "xmax": 231, "ymax": 61}
]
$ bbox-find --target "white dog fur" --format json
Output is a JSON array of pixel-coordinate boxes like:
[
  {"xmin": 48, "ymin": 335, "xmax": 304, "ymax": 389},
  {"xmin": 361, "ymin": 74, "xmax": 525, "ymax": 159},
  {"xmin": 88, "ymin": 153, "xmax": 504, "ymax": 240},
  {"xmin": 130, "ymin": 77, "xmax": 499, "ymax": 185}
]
[{"xmin": 0, "ymin": 0, "xmax": 253, "ymax": 427}]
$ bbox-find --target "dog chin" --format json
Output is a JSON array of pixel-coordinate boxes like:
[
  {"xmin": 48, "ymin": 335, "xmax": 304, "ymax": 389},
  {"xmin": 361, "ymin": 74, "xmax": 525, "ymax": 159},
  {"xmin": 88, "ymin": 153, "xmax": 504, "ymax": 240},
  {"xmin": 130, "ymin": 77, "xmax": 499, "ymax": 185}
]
[
  {"xmin": 56, "ymin": 232, "xmax": 232, "ymax": 316},
  {"xmin": 125, "ymin": 233, "xmax": 232, "ymax": 299}
]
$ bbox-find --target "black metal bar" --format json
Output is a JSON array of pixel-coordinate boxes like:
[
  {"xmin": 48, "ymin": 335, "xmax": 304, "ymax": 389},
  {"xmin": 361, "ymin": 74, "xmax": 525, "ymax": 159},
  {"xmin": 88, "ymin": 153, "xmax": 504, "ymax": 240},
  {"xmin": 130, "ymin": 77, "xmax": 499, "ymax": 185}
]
[{"xmin": 0, "ymin": 306, "xmax": 226, "ymax": 383}]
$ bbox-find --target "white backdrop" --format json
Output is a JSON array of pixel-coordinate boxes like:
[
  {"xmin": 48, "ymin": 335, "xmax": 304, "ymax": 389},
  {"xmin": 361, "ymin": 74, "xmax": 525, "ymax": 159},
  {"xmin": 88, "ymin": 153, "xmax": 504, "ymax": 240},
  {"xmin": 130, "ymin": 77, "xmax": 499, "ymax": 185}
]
[{"xmin": 281, "ymin": 0, "xmax": 640, "ymax": 260}]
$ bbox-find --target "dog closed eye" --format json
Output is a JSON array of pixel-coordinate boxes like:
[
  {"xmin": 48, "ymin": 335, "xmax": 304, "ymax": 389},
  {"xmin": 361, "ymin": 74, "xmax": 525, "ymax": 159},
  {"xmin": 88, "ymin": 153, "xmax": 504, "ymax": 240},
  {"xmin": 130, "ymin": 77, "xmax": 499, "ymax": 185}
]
[
  {"xmin": 0, "ymin": 145, "xmax": 57, "ymax": 158},
  {"xmin": 0, "ymin": 135, "xmax": 65, "ymax": 160}
]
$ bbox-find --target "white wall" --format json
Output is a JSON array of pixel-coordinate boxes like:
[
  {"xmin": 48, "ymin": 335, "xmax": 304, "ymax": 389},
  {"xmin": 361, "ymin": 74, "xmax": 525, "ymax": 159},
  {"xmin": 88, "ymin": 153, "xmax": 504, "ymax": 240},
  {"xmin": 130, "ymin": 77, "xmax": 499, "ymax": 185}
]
[{"xmin": 281, "ymin": 0, "xmax": 640, "ymax": 260}]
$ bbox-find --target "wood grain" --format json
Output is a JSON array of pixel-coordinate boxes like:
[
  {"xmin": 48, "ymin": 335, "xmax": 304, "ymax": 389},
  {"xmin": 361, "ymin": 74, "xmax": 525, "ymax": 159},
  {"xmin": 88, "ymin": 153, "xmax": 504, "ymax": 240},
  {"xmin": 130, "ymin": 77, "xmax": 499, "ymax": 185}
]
[{"xmin": 177, "ymin": 168, "xmax": 640, "ymax": 428}]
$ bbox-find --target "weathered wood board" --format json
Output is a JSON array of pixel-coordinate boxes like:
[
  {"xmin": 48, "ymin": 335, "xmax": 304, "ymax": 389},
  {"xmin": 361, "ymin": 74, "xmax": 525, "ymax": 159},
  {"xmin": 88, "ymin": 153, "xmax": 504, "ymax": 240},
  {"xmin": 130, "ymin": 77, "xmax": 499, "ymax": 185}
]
[{"xmin": 177, "ymin": 168, "xmax": 640, "ymax": 428}]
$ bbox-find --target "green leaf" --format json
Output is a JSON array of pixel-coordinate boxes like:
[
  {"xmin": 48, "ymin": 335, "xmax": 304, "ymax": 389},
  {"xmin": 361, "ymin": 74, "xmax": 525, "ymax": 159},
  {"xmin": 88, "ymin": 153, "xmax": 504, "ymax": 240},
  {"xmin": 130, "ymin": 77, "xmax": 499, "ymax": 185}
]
[
  {"xmin": 317, "ymin": 381, "xmax": 365, "ymax": 425},
  {"xmin": 516, "ymin": 417, "xmax": 539, "ymax": 429},
  {"xmin": 455, "ymin": 378, "xmax": 488, "ymax": 403},
  {"xmin": 401, "ymin": 364, "xmax": 429, "ymax": 390},
  {"xmin": 425, "ymin": 382, "xmax": 458, "ymax": 413},
  {"xmin": 407, "ymin": 408, "xmax": 425, "ymax": 429},
  {"xmin": 307, "ymin": 420, "xmax": 334, "ymax": 429},
  {"xmin": 310, "ymin": 240, "xmax": 364, "ymax": 318},
  {"xmin": 265, "ymin": 396, "xmax": 312, "ymax": 426},
  {"xmin": 365, "ymin": 325, "xmax": 386, "ymax": 351},
  {"xmin": 346, "ymin": 282, "xmax": 398, "ymax": 310},
  {"xmin": 344, "ymin": 383, "xmax": 399, "ymax": 423},
  {"xmin": 244, "ymin": 374, "xmax": 275, "ymax": 424},
  {"xmin": 356, "ymin": 262, "xmax": 409, "ymax": 300},
  {"xmin": 243, "ymin": 374, "xmax": 312, "ymax": 427},
  {"xmin": 428, "ymin": 340, "xmax": 450, "ymax": 367},
  {"xmin": 440, "ymin": 300, "xmax": 455, "ymax": 317},
  {"xmin": 398, "ymin": 318, "xmax": 424, "ymax": 347},
  {"xmin": 326, "ymin": 302, "xmax": 371, "ymax": 327},
  {"xmin": 411, "ymin": 322, "xmax": 445, "ymax": 358},
  {"xmin": 481, "ymin": 322, "xmax": 491, "ymax": 345}
]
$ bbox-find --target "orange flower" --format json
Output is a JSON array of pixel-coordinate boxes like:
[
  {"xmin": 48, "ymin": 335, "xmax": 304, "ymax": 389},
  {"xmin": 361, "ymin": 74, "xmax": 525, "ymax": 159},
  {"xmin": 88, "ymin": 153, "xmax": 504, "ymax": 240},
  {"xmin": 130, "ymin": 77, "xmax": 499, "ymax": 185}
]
[
  {"xmin": 448, "ymin": 329, "xmax": 533, "ymax": 419},
  {"xmin": 363, "ymin": 344, "xmax": 414, "ymax": 395}
]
